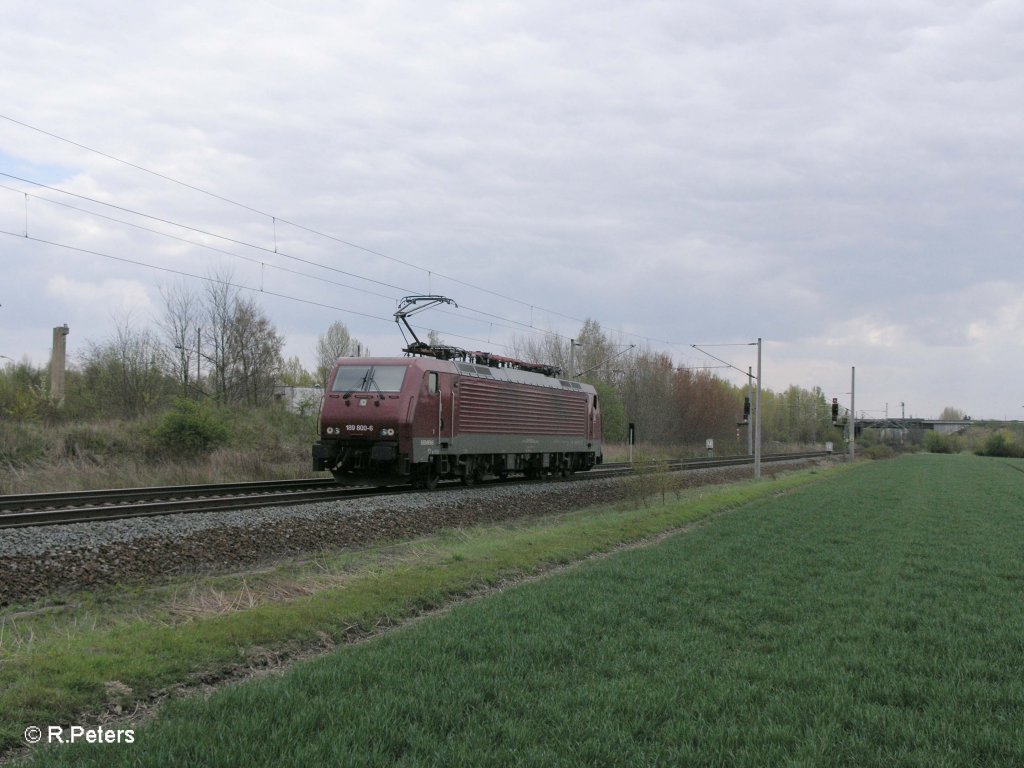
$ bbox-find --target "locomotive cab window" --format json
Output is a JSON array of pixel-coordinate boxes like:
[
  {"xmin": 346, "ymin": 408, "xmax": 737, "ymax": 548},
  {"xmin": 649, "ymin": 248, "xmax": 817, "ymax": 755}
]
[
  {"xmin": 427, "ymin": 372, "xmax": 439, "ymax": 394},
  {"xmin": 331, "ymin": 365, "xmax": 409, "ymax": 393}
]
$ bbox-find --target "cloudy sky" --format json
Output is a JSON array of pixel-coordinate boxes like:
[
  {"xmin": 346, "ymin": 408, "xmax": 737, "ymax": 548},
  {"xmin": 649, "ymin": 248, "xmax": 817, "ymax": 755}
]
[{"xmin": 2, "ymin": 0, "xmax": 1022, "ymax": 419}]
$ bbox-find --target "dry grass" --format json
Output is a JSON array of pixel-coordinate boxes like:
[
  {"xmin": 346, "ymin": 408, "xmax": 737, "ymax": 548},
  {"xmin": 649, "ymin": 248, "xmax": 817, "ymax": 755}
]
[
  {"xmin": 0, "ymin": 408, "xmax": 317, "ymax": 494},
  {"xmin": 162, "ymin": 544, "xmax": 444, "ymax": 622},
  {"xmin": 0, "ymin": 452, "xmax": 313, "ymax": 494},
  {"xmin": 167, "ymin": 577, "xmax": 330, "ymax": 620}
]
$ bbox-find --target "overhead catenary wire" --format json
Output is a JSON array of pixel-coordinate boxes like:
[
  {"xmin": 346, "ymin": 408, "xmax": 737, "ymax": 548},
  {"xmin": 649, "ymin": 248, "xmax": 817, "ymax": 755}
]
[
  {"xmin": 0, "ymin": 170, "xmax": 668, "ymax": 348},
  {"xmin": 0, "ymin": 171, "xmax": 413, "ymax": 295},
  {"xmin": 4, "ymin": 197, "xmax": 759, "ymax": 382},
  {"xmin": 0, "ymin": 181, "xmax": 401, "ymax": 302},
  {"xmin": 690, "ymin": 343, "xmax": 759, "ymax": 379},
  {"xmin": 0, "ymin": 114, "xmax": 688, "ymax": 350},
  {"xmin": 1, "ymin": 114, "xmax": 582, "ymax": 323},
  {"xmin": 0, "ymin": 228, "xmax": 392, "ymax": 323},
  {"xmin": 0, "ymin": 228, "xmax": 514, "ymax": 352},
  {"xmin": 0, "ymin": 174, "xmax": 571, "ymax": 345}
]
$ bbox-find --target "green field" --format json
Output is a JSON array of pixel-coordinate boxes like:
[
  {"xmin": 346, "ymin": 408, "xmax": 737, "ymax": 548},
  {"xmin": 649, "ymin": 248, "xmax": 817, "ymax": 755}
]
[
  {"xmin": 0, "ymin": 468, "xmax": 822, "ymax": 754},
  {"xmin": 18, "ymin": 455, "xmax": 1024, "ymax": 766}
]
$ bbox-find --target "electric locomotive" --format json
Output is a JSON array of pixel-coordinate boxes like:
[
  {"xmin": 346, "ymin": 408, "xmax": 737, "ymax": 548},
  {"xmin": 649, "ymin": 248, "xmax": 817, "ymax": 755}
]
[
  {"xmin": 312, "ymin": 295, "xmax": 604, "ymax": 488},
  {"xmin": 313, "ymin": 353, "xmax": 602, "ymax": 487}
]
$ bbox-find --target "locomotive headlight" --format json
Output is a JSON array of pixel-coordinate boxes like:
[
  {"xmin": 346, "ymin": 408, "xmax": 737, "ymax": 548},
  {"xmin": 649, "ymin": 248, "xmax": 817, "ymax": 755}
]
[{"xmin": 381, "ymin": 427, "xmax": 395, "ymax": 437}]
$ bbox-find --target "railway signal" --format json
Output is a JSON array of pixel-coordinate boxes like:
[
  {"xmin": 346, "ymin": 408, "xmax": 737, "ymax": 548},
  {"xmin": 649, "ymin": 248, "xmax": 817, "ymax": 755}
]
[{"xmin": 737, "ymin": 396, "xmax": 751, "ymax": 427}]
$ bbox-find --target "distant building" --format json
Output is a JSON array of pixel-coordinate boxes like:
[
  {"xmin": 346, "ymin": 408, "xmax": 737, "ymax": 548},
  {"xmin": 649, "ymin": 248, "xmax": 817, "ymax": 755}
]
[
  {"xmin": 931, "ymin": 420, "xmax": 970, "ymax": 435},
  {"xmin": 272, "ymin": 385, "xmax": 323, "ymax": 415}
]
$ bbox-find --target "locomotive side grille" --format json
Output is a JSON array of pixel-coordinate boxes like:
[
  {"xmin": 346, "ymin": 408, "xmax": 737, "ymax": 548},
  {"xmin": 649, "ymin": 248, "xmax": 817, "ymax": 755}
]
[{"xmin": 456, "ymin": 378, "xmax": 587, "ymax": 436}]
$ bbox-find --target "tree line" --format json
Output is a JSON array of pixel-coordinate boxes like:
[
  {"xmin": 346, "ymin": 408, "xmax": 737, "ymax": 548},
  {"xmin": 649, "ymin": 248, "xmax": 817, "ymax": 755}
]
[
  {"xmin": 511, "ymin": 319, "xmax": 844, "ymax": 450},
  {"xmin": 0, "ymin": 274, "xmax": 364, "ymax": 421},
  {"xmin": 2, "ymin": 283, "xmax": 841, "ymax": 450}
]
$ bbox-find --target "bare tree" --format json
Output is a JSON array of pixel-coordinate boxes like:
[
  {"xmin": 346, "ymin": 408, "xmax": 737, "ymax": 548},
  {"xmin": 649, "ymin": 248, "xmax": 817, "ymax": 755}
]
[
  {"xmin": 228, "ymin": 296, "xmax": 284, "ymax": 405},
  {"xmin": 280, "ymin": 356, "xmax": 316, "ymax": 387},
  {"xmin": 620, "ymin": 349, "xmax": 675, "ymax": 444},
  {"xmin": 511, "ymin": 319, "xmax": 621, "ymax": 381},
  {"xmin": 316, "ymin": 321, "xmax": 362, "ymax": 385},
  {"xmin": 159, "ymin": 282, "xmax": 202, "ymax": 396},
  {"xmin": 79, "ymin": 312, "xmax": 171, "ymax": 417},
  {"xmin": 198, "ymin": 269, "xmax": 284, "ymax": 406},
  {"xmin": 571, "ymin": 319, "xmax": 620, "ymax": 381},
  {"xmin": 203, "ymin": 271, "xmax": 238, "ymax": 405},
  {"xmin": 510, "ymin": 330, "xmax": 568, "ymax": 373}
]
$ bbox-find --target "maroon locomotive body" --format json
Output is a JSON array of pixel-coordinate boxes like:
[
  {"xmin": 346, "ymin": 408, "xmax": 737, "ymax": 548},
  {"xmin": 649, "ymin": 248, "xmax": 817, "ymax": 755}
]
[{"xmin": 312, "ymin": 356, "xmax": 603, "ymax": 487}]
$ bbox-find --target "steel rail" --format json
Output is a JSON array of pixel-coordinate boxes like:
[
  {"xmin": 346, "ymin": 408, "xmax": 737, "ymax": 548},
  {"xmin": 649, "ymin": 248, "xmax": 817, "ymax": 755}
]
[
  {"xmin": 0, "ymin": 484, "xmax": 406, "ymax": 529},
  {"xmin": 0, "ymin": 451, "xmax": 829, "ymax": 530},
  {"xmin": 0, "ymin": 477, "xmax": 340, "ymax": 512}
]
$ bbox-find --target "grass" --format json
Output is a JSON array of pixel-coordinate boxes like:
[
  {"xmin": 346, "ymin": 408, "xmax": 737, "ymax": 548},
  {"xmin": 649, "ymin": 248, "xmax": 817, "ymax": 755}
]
[
  {"xmin": 0, "ymin": 406, "xmax": 318, "ymax": 493},
  {"xmin": 15, "ymin": 453, "xmax": 1024, "ymax": 767},
  {"xmin": 0, "ymin": 468, "xmax": 827, "ymax": 755}
]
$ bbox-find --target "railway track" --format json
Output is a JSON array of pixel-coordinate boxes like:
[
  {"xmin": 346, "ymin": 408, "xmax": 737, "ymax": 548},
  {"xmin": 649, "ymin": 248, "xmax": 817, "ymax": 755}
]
[
  {"xmin": 0, "ymin": 451, "xmax": 829, "ymax": 530},
  {"xmin": 0, "ymin": 479, "xmax": 385, "ymax": 529}
]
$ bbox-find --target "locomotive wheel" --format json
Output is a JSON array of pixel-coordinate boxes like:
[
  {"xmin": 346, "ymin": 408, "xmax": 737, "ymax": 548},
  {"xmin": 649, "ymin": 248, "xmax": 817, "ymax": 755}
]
[
  {"xmin": 461, "ymin": 462, "xmax": 483, "ymax": 486},
  {"xmin": 415, "ymin": 465, "xmax": 439, "ymax": 490}
]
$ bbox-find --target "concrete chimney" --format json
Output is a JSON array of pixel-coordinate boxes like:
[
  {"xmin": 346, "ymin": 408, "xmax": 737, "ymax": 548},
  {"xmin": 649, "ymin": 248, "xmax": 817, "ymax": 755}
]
[{"xmin": 50, "ymin": 324, "xmax": 70, "ymax": 406}]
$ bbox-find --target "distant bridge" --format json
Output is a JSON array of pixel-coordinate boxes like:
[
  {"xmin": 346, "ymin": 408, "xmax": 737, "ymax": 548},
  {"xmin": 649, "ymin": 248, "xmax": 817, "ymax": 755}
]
[{"xmin": 838, "ymin": 418, "xmax": 974, "ymax": 435}]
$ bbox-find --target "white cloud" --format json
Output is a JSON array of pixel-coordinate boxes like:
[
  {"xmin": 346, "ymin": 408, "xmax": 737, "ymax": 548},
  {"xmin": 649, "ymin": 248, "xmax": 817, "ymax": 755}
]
[
  {"xmin": 1, "ymin": 0, "xmax": 1023, "ymax": 417},
  {"xmin": 45, "ymin": 275, "xmax": 154, "ymax": 317}
]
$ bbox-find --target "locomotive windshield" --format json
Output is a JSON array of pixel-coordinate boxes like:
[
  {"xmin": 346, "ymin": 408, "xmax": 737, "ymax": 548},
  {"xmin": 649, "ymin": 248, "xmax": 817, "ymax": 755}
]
[{"xmin": 331, "ymin": 365, "xmax": 408, "ymax": 393}]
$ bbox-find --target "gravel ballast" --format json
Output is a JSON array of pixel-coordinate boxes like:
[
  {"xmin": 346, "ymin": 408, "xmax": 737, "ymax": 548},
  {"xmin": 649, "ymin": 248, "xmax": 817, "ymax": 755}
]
[{"xmin": 0, "ymin": 461, "xmax": 825, "ymax": 606}]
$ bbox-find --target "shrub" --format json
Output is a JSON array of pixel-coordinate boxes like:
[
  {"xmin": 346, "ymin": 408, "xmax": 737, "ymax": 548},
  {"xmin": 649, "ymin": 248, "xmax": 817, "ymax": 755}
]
[
  {"xmin": 623, "ymin": 453, "xmax": 676, "ymax": 508},
  {"xmin": 152, "ymin": 399, "xmax": 230, "ymax": 457},
  {"xmin": 924, "ymin": 432, "xmax": 960, "ymax": 454},
  {"xmin": 862, "ymin": 444, "xmax": 896, "ymax": 460},
  {"xmin": 976, "ymin": 431, "xmax": 1024, "ymax": 459}
]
